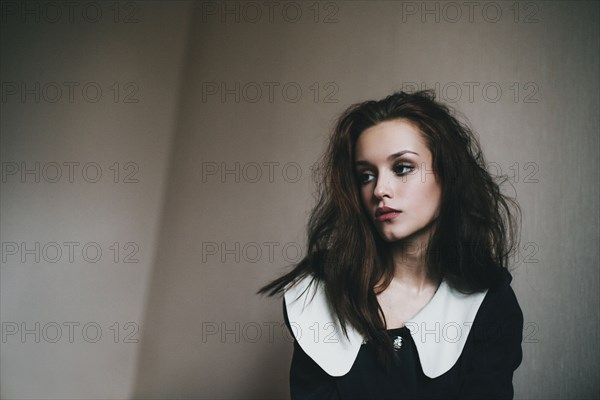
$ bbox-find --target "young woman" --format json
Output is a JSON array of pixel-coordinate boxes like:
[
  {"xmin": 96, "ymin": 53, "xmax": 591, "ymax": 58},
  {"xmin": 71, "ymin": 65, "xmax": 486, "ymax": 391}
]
[{"xmin": 257, "ymin": 90, "xmax": 524, "ymax": 399}]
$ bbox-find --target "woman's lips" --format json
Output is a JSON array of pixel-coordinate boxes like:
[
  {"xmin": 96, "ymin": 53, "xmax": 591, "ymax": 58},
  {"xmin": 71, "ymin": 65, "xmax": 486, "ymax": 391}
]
[
  {"xmin": 376, "ymin": 211, "xmax": 401, "ymax": 222},
  {"xmin": 375, "ymin": 206, "xmax": 401, "ymax": 222}
]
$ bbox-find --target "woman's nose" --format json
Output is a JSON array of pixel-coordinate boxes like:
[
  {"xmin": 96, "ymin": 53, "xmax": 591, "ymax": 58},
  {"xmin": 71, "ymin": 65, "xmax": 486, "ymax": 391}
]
[{"xmin": 374, "ymin": 179, "xmax": 392, "ymax": 199}]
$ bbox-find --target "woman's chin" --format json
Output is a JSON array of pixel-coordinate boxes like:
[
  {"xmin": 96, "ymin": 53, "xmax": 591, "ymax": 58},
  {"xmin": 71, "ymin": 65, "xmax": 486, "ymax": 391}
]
[{"xmin": 378, "ymin": 229, "xmax": 405, "ymax": 242}]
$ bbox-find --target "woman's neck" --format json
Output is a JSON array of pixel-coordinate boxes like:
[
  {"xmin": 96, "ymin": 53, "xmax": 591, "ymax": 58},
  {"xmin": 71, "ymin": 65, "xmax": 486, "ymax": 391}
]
[{"xmin": 388, "ymin": 235, "xmax": 437, "ymax": 294}]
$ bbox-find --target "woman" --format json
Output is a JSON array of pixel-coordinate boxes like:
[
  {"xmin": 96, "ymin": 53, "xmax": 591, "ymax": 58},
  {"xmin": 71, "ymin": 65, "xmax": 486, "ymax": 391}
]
[{"xmin": 257, "ymin": 90, "xmax": 524, "ymax": 399}]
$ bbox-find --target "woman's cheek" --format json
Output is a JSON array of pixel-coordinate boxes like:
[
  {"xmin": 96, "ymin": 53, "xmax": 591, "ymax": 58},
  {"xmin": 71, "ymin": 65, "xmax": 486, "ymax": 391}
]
[{"xmin": 361, "ymin": 187, "xmax": 372, "ymax": 205}]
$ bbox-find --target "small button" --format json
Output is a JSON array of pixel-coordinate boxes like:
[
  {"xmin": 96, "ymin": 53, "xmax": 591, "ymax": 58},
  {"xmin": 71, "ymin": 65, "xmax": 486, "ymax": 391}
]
[{"xmin": 393, "ymin": 336, "xmax": 403, "ymax": 351}]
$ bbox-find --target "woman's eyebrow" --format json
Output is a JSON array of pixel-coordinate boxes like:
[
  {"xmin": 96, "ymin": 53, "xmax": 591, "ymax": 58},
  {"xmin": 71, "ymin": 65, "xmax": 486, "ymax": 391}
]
[
  {"xmin": 355, "ymin": 150, "xmax": 420, "ymax": 166},
  {"xmin": 388, "ymin": 150, "xmax": 419, "ymax": 160}
]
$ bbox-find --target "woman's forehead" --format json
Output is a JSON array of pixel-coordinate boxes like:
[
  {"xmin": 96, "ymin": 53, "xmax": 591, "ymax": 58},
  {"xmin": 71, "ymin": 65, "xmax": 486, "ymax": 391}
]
[{"xmin": 355, "ymin": 120, "xmax": 430, "ymax": 160}]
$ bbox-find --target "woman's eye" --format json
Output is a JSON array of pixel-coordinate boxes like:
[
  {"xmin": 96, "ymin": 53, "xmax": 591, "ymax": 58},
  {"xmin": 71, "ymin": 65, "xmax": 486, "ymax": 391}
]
[
  {"xmin": 359, "ymin": 172, "xmax": 375, "ymax": 185},
  {"xmin": 394, "ymin": 164, "xmax": 414, "ymax": 176}
]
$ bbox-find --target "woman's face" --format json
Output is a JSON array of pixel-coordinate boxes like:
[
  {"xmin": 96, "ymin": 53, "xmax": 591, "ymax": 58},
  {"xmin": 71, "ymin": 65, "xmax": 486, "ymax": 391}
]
[{"xmin": 354, "ymin": 119, "xmax": 442, "ymax": 244}]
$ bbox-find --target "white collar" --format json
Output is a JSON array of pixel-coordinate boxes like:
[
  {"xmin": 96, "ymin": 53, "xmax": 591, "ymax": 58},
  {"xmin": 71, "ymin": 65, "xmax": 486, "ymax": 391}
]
[{"xmin": 284, "ymin": 274, "xmax": 487, "ymax": 378}]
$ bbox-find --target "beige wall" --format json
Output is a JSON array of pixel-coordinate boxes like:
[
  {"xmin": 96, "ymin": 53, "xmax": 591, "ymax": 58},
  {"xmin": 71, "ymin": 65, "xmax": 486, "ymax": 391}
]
[
  {"xmin": 1, "ymin": 1, "xmax": 598, "ymax": 399},
  {"xmin": 0, "ymin": 1, "xmax": 191, "ymax": 398}
]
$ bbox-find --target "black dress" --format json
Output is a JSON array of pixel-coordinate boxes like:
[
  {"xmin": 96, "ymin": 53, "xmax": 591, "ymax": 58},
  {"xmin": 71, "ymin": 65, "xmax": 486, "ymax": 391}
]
[{"xmin": 282, "ymin": 270, "xmax": 523, "ymax": 400}]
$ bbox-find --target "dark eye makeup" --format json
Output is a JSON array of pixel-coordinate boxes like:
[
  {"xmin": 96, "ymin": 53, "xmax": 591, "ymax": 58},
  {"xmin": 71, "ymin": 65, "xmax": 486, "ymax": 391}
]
[
  {"xmin": 356, "ymin": 163, "xmax": 415, "ymax": 185},
  {"xmin": 393, "ymin": 164, "xmax": 414, "ymax": 176}
]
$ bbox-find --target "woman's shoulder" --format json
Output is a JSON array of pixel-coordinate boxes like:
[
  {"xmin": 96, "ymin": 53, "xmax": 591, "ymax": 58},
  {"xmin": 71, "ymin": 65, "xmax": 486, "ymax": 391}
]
[
  {"xmin": 459, "ymin": 269, "xmax": 524, "ymax": 397},
  {"xmin": 442, "ymin": 268, "xmax": 521, "ymax": 324},
  {"xmin": 469, "ymin": 268, "xmax": 524, "ymax": 344}
]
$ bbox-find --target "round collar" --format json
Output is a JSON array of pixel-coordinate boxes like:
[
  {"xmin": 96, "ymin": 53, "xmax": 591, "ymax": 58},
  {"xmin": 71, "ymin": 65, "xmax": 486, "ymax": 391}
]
[{"xmin": 284, "ymin": 274, "xmax": 488, "ymax": 377}]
